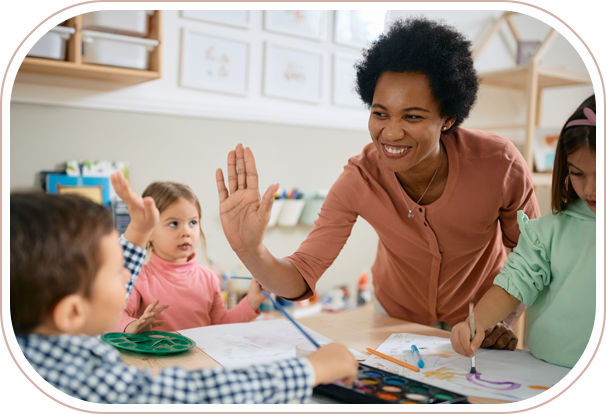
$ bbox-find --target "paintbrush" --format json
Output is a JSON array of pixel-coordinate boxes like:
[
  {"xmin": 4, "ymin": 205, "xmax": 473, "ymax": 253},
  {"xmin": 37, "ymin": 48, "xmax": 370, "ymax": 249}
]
[
  {"xmin": 262, "ymin": 290, "xmax": 321, "ymax": 348},
  {"xmin": 469, "ymin": 302, "xmax": 476, "ymax": 374}
]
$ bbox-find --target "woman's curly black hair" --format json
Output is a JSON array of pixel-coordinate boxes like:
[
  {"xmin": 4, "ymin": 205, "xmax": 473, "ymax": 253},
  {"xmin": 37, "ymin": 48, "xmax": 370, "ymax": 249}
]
[{"xmin": 355, "ymin": 16, "xmax": 479, "ymax": 133}]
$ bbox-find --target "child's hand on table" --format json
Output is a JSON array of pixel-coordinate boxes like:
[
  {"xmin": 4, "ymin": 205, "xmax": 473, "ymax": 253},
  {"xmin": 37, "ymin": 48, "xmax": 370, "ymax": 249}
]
[
  {"xmin": 246, "ymin": 278, "xmax": 267, "ymax": 310},
  {"xmin": 451, "ymin": 319, "xmax": 486, "ymax": 357},
  {"xmin": 306, "ymin": 343, "xmax": 358, "ymax": 387},
  {"xmin": 124, "ymin": 299, "xmax": 169, "ymax": 334},
  {"xmin": 110, "ymin": 171, "xmax": 160, "ymax": 248}
]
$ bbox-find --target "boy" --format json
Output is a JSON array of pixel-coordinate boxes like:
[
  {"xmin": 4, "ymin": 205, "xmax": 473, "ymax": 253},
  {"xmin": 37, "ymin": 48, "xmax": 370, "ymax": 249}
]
[{"xmin": 10, "ymin": 172, "xmax": 357, "ymax": 404}]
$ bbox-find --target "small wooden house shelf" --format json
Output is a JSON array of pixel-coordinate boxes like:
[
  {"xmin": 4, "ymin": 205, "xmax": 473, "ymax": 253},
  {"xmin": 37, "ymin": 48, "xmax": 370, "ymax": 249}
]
[
  {"xmin": 472, "ymin": 12, "xmax": 592, "ymax": 186},
  {"xmin": 18, "ymin": 11, "xmax": 162, "ymax": 84}
]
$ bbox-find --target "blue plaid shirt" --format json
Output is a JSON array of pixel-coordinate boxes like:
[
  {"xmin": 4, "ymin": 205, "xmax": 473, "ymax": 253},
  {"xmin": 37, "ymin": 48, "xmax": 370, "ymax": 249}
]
[{"xmin": 16, "ymin": 235, "xmax": 315, "ymax": 404}]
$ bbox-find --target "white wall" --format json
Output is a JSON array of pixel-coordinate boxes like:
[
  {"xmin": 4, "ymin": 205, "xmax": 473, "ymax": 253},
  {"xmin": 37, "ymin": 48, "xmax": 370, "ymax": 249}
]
[{"xmin": 10, "ymin": 9, "xmax": 594, "ymax": 295}]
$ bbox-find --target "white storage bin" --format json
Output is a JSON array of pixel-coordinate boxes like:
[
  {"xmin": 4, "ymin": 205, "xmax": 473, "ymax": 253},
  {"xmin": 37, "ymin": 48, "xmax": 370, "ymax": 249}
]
[
  {"xmin": 82, "ymin": 11, "xmax": 154, "ymax": 37},
  {"xmin": 81, "ymin": 30, "xmax": 159, "ymax": 70},
  {"xmin": 268, "ymin": 199, "xmax": 284, "ymax": 227},
  {"xmin": 27, "ymin": 26, "xmax": 76, "ymax": 60},
  {"xmin": 277, "ymin": 199, "xmax": 306, "ymax": 227}
]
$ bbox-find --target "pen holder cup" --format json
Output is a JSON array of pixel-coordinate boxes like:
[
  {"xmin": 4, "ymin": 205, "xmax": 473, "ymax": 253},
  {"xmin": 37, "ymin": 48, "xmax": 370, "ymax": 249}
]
[
  {"xmin": 299, "ymin": 198, "xmax": 325, "ymax": 226},
  {"xmin": 277, "ymin": 199, "xmax": 306, "ymax": 226},
  {"xmin": 268, "ymin": 199, "xmax": 285, "ymax": 227}
]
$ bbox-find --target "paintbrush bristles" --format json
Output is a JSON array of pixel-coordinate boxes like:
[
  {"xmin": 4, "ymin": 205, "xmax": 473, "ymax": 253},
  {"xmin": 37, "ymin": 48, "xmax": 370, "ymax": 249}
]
[{"xmin": 470, "ymin": 367, "xmax": 476, "ymax": 374}]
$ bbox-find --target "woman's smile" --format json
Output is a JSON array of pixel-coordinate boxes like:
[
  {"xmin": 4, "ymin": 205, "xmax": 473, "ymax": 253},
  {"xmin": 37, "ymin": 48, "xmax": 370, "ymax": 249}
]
[{"xmin": 382, "ymin": 143, "xmax": 412, "ymax": 159}]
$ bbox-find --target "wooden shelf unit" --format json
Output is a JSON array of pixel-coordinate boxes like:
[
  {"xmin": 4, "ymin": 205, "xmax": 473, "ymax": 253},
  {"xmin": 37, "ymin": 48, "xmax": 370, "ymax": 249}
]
[
  {"xmin": 18, "ymin": 11, "xmax": 163, "ymax": 84},
  {"xmin": 473, "ymin": 11, "xmax": 592, "ymax": 187},
  {"xmin": 472, "ymin": 12, "xmax": 594, "ymax": 348}
]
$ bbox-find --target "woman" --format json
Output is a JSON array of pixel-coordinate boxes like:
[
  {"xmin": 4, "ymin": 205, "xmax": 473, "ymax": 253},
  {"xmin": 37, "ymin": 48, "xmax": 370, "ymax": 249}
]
[{"xmin": 215, "ymin": 17, "xmax": 539, "ymax": 350}]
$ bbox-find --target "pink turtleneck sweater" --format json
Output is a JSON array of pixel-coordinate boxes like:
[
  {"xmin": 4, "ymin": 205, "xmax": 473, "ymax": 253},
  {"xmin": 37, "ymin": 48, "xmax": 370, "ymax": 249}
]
[{"xmin": 114, "ymin": 251, "xmax": 260, "ymax": 333}]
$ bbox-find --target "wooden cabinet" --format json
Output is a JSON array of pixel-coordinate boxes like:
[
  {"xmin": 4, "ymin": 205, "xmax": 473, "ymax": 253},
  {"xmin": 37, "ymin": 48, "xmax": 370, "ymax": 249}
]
[{"xmin": 18, "ymin": 11, "xmax": 162, "ymax": 84}]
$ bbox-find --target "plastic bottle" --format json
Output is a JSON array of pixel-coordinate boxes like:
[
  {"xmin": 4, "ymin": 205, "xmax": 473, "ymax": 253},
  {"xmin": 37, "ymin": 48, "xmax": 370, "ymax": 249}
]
[{"xmin": 357, "ymin": 270, "xmax": 371, "ymax": 305}]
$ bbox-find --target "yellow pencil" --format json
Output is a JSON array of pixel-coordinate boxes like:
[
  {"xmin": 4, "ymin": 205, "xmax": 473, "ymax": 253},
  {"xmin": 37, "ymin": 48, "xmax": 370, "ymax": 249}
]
[{"xmin": 365, "ymin": 348, "xmax": 421, "ymax": 372}]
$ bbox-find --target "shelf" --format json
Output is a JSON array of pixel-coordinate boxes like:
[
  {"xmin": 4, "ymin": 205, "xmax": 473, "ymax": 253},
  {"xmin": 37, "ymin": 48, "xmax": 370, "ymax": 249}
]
[
  {"xmin": 17, "ymin": 11, "xmax": 162, "ymax": 85},
  {"xmin": 531, "ymin": 172, "xmax": 552, "ymax": 187},
  {"xmin": 19, "ymin": 57, "xmax": 161, "ymax": 84},
  {"xmin": 479, "ymin": 64, "xmax": 592, "ymax": 91}
]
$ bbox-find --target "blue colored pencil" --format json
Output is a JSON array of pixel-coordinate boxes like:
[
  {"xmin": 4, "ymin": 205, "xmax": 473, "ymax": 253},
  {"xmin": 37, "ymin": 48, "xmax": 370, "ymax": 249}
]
[
  {"xmin": 230, "ymin": 276, "xmax": 252, "ymax": 280},
  {"xmin": 261, "ymin": 291, "xmax": 321, "ymax": 348}
]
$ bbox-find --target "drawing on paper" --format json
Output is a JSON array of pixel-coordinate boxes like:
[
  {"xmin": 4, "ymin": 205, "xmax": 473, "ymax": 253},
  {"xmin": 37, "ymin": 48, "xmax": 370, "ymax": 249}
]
[{"xmin": 363, "ymin": 333, "xmax": 570, "ymax": 402}]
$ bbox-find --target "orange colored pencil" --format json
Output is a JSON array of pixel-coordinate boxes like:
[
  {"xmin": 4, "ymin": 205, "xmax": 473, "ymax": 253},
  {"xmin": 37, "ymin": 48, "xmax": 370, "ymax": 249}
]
[{"xmin": 365, "ymin": 348, "xmax": 421, "ymax": 372}]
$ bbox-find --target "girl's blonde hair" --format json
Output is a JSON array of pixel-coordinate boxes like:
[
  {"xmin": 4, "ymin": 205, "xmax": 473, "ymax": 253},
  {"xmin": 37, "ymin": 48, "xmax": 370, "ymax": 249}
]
[{"xmin": 142, "ymin": 181, "xmax": 208, "ymax": 264}]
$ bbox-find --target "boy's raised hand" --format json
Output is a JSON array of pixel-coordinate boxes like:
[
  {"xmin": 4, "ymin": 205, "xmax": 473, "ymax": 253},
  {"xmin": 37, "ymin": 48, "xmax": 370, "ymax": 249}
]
[
  {"xmin": 216, "ymin": 144, "xmax": 279, "ymax": 254},
  {"xmin": 110, "ymin": 171, "xmax": 159, "ymax": 248},
  {"xmin": 124, "ymin": 300, "xmax": 169, "ymax": 334}
]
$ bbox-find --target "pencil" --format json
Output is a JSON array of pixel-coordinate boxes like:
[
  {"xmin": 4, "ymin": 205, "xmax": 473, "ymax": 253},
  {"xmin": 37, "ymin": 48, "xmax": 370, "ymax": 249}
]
[
  {"xmin": 469, "ymin": 302, "xmax": 477, "ymax": 374},
  {"xmin": 262, "ymin": 291, "xmax": 321, "ymax": 349},
  {"xmin": 365, "ymin": 348, "xmax": 420, "ymax": 372}
]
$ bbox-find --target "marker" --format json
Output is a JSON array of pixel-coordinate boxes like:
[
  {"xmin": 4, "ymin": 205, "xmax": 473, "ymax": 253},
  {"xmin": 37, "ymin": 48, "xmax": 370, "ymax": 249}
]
[
  {"xmin": 411, "ymin": 345, "xmax": 425, "ymax": 368},
  {"xmin": 365, "ymin": 348, "xmax": 420, "ymax": 372},
  {"xmin": 262, "ymin": 291, "xmax": 321, "ymax": 348},
  {"xmin": 469, "ymin": 302, "xmax": 477, "ymax": 374}
]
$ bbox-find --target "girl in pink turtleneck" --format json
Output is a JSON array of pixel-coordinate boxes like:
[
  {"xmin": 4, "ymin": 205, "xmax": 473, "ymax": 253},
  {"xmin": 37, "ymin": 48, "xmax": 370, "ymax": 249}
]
[{"xmin": 115, "ymin": 182, "xmax": 265, "ymax": 334}]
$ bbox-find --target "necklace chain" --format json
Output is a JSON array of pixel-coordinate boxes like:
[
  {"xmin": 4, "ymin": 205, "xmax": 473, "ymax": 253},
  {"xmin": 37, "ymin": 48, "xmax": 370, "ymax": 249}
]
[{"xmin": 394, "ymin": 144, "xmax": 443, "ymax": 219}]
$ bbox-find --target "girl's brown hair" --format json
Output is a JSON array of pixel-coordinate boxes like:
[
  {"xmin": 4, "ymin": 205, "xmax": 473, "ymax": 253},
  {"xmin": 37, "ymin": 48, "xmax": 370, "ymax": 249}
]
[
  {"xmin": 142, "ymin": 182, "xmax": 208, "ymax": 264},
  {"xmin": 551, "ymin": 95, "xmax": 596, "ymax": 213}
]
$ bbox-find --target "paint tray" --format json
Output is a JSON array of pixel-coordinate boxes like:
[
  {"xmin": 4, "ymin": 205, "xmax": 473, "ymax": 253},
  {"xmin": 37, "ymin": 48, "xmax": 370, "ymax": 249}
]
[
  {"xmin": 313, "ymin": 363, "xmax": 468, "ymax": 404},
  {"xmin": 101, "ymin": 331, "xmax": 196, "ymax": 354}
]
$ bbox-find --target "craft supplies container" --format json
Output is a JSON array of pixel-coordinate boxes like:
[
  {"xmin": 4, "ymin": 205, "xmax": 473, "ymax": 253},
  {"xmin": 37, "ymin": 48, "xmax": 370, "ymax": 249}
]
[
  {"xmin": 277, "ymin": 199, "xmax": 305, "ymax": 226},
  {"xmin": 81, "ymin": 10, "xmax": 154, "ymax": 37},
  {"xmin": 81, "ymin": 30, "xmax": 159, "ymax": 70},
  {"xmin": 268, "ymin": 199, "xmax": 284, "ymax": 227},
  {"xmin": 27, "ymin": 26, "xmax": 76, "ymax": 60}
]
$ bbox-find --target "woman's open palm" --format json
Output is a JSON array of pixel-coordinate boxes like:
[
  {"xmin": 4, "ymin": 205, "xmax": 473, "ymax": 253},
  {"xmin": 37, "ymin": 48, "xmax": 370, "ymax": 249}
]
[{"xmin": 216, "ymin": 144, "xmax": 278, "ymax": 253}]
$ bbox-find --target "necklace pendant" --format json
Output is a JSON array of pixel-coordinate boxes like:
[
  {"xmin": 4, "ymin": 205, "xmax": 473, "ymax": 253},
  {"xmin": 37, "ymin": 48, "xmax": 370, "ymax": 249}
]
[{"xmin": 408, "ymin": 211, "xmax": 414, "ymax": 219}]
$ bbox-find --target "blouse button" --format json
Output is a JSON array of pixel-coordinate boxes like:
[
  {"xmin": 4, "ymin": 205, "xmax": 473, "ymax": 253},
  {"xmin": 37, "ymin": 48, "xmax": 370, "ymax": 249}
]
[
  {"xmin": 419, "ymin": 208, "xmax": 423, "ymax": 212},
  {"xmin": 424, "ymin": 222, "xmax": 427, "ymax": 227}
]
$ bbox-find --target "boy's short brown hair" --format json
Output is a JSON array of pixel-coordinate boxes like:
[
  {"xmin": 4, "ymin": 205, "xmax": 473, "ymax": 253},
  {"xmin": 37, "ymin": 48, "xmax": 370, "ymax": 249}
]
[{"xmin": 10, "ymin": 193, "xmax": 115, "ymax": 334}]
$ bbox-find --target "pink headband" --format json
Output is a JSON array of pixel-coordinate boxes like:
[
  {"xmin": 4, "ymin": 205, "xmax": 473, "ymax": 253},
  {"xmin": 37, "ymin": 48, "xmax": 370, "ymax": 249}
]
[{"xmin": 564, "ymin": 107, "xmax": 597, "ymax": 129}]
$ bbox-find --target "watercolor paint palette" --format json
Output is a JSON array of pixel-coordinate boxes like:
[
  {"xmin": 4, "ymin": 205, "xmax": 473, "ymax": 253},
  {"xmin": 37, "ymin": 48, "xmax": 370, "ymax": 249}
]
[
  {"xmin": 100, "ymin": 331, "xmax": 196, "ymax": 354},
  {"xmin": 314, "ymin": 363, "xmax": 468, "ymax": 404}
]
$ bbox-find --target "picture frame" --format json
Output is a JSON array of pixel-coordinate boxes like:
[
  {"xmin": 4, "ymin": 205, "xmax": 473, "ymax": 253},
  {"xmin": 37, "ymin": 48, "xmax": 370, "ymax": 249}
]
[
  {"xmin": 264, "ymin": 10, "xmax": 327, "ymax": 40},
  {"xmin": 263, "ymin": 42, "xmax": 323, "ymax": 104},
  {"xmin": 332, "ymin": 53, "xmax": 364, "ymax": 108},
  {"xmin": 533, "ymin": 128, "xmax": 560, "ymax": 172},
  {"xmin": 180, "ymin": 10, "xmax": 250, "ymax": 29},
  {"xmin": 334, "ymin": 10, "xmax": 387, "ymax": 49},
  {"xmin": 180, "ymin": 29, "xmax": 249, "ymax": 96}
]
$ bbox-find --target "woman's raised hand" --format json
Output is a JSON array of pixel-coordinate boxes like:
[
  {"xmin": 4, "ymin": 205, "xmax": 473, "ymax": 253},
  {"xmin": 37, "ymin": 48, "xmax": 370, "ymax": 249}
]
[{"xmin": 216, "ymin": 144, "xmax": 279, "ymax": 254}]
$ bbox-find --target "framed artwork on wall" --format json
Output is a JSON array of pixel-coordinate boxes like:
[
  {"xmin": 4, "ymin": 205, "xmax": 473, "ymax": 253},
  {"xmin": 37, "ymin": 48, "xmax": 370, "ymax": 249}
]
[
  {"xmin": 333, "ymin": 53, "xmax": 364, "ymax": 108},
  {"xmin": 334, "ymin": 10, "xmax": 387, "ymax": 48},
  {"xmin": 263, "ymin": 42, "xmax": 323, "ymax": 104},
  {"xmin": 180, "ymin": 10, "xmax": 250, "ymax": 29},
  {"xmin": 180, "ymin": 29, "xmax": 249, "ymax": 96},
  {"xmin": 264, "ymin": 10, "xmax": 327, "ymax": 40}
]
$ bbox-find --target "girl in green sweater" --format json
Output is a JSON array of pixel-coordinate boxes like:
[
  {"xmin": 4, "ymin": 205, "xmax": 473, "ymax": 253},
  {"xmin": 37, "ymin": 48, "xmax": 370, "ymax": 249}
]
[{"xmin": 451, "ymin": 95, "xmax": 596, "ymax": 368}]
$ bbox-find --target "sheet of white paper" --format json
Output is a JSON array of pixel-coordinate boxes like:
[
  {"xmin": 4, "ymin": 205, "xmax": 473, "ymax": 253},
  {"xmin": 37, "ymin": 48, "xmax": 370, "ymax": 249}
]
[
  {"xmin": 179, "ymin": 319, "xmax": 362, "ymax": 368},
  {"xmin": 363, "ymin": 333, "xmax": 571, "ymax": 401}
]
